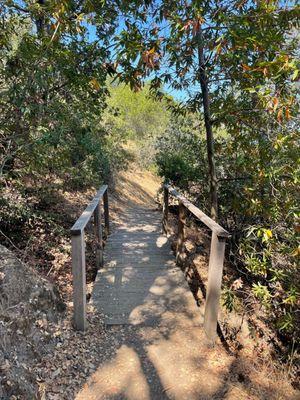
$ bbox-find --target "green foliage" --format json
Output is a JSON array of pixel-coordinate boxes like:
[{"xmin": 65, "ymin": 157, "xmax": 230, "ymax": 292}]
[
  {"xmin": 157, "ymin": 117, "xmax": 300, "ymax": 339},
  {"xmin": 0, "ymin": 191, "xmax": 32, "ymax": 231},
  {"xmin": 241, "ymin": 222, "xmax": 299, "ymax": 335},
  {"xmin": 105, "ymin": 82, "xmax": 170, "ymax": 140},
  {"xmin": 150, "ymin": 1, "xmax": 300, "ymax": 344},
  {"xmin": 1, "ymin": 0, "xmax": 299, "ymax": 354},
  {"xmin": 278, "ymin": 312, "xmax": 295, "ymax": 333},
  {"xmin": 252, "ymin": 283, "xmax": 272, "ymax": 306},
  {"xmin": 222, "ymin": 288, "xmax": 237, "ymax": 313},
  {"xmin": 102, "ymin": 81, "xmax": 172, "ymax": 168},
  {"xmin": 0, "ymin": 3, "xmax": 131, "ymax": 194},
  {"xmin": 155, "ymin": 114, "xmax": 207, "ymax": 190},
  {"xmin": 157, "ymin": 152, "xmax": 194, "ymax": 189}
]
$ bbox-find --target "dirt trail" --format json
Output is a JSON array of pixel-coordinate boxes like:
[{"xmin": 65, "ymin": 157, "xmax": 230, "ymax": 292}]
[
  {"xmin": 74, "ymin": 169, "xmax": 298, "ymax": 400},
  {"xmin": 4, "ymin": 167, "xmax": 295, "ymax": 400},
  {"xmin": 111, "ymin": 167, "xmax": 161, "ymax": 209},
  {"xmin": 76, "ymin": 168, "xmax": 234, "ymax": 400}
]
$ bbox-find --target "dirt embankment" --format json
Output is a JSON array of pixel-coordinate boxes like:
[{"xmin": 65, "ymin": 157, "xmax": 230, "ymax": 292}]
[{"xmin": 0, "ymin": 244, "xmax": 65, "ymax": 398}]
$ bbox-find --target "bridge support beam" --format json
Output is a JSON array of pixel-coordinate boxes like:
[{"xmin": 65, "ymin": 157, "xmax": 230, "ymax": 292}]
[
  {"xmin": 176, "ymin": 201, "xmax": 186, "ymax": 265},
  {"xmin": 104, "ymin": 189, "xmax": 110, "ymax": 237},
  {"xmin": 204, "ymin": 232, "xmax": 226, "ymax": 341},
  {"xmin": 162, "ymin": 186, "xmax": 169, "ymax": 234},
  {"xmin": 71, "ymin": 232, "xmax": 87, "ymax": 331},
  {"xmin": 94, "ymin": 202, "xmax": 103, "ymax": 269}
]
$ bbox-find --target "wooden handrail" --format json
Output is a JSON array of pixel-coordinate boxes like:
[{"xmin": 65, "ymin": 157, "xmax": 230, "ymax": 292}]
[
  {"xmin": 71, "ymin": 185, "xmax": 109, "ymax": 331},
  {"xmin": 162, "ymin": 184, "xmax": 230, "ymax": 342},
  {"xmin": 164, "ymin": 184, "xmax": 230, "ymax": 238},
  {"xmin": 71, "ymin": 185, "xmax": 108, "ymax": 235}
]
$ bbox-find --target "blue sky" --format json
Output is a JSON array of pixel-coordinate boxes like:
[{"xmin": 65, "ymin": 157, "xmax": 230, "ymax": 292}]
[{"xmin": 85, "ymin": 17, "xmax": 188, "ymax": 102}]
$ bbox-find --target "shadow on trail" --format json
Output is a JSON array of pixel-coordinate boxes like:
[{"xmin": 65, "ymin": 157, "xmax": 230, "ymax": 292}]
[
  {"xmin": 76, "ymin": 205, "xmax": 292, "ymax": 400},
  {"xmin": 76, "ymin": 203, "xmax": 234, "ymax": 399},
  {"xmin": 74, "ymin": 178, "xmax": 293, "ymax": 400}
]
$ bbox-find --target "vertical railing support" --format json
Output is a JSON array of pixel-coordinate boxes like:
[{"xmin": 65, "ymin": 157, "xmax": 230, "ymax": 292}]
[
  {"xmin": 71, "ymin": 185, "xmax": 109, "ymax": 331},
  {"xmin": 94, "ymin": 201, "xmax": 103, "ymax": 269},
  {"xmin": 71, "ymin": 232, "xmax": 87, "ymax": 331},
  {"xmin": 104, "ymin": 189, "xmax": 110, "ymax": 238},
  {"xmin": 204, "ymin": 232, "xmax": 226, "ymax": 341},
  {"xmin": 162, "ymin": 184, "xmax": 230, "ymax": 340},
  {"xmin": 162, "ymin": 186, "xmax": 169, "ymax": 234},
  {"xmin": 176, "ymin": 201, "xmax": 185, "ymax": 265}
]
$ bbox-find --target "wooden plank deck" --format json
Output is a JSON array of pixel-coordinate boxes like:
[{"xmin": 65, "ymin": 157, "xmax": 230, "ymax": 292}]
[
  {"xmin": 91, "ymin": 206, "xmax": 202, "ymax": 327},
  {"xmin": 78, "ymin": 202, "xmax": 235, "ymax": 400}
]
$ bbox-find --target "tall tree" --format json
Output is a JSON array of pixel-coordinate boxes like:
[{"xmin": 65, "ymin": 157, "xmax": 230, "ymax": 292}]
[
  {"xmin": 0, "ymin": 0, "xmax": 121, "ymax": 182},
  {"xmin": 114, "ymin": 0, "xmax": 299, "ymax": 220}
]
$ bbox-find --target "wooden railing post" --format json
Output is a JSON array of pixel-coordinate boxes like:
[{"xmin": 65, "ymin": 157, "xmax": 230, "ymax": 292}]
[
  {"xmin": 103, "ymin": 189, "xmax": 109, "ymax": 237},
  {"xmin": 176, "ymin": 201, "xmax": 186, "ymax": 265},
  {"xmin": 162, "ymin": 186, "xmax": 169, "ymax": 234},
  {"xmin": 71, "ymin": 184, "xmax": 109, "ymax": 331},
  {"xmin": 71, "ymin": 232, "xmax": 87, "ymax": 331},
  {"xmin": 94, "ymin": 201, "xmax": 103, "ymax": 269},
  {"xmin": 161, "ymin": 184, "xmax": 230, "ymax": 339},
  {"xmin": 204, "ymin": 232, "xmax": 226, "ymax": 341}
]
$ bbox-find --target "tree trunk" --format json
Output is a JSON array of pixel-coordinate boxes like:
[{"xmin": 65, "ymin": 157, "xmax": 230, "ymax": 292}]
[
  {"xmin": 35, "ymin": 0, "xmax": 46, "ymax": 35},
  {"xmin": 197, "ymin": 27, "xmax": 218, "ymax": 221}
]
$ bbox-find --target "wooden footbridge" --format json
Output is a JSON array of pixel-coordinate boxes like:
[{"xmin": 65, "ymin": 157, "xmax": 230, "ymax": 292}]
[{"xmin": 70, "ymin": 184, "xmax": 230, "ymax": 341}]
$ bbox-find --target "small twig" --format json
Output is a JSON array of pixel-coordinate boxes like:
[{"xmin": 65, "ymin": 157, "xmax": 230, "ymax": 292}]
[
  {"xmin": 287, "ymin": 338, "xmax": 296, "ymax": 378},
  {"xmin": 0, "ymin": 229, "xmax": 21, "ymax": 252},
  {"xmin": 47, "ymin": 266, "xmax": 54, "ymax": 277},
  {"xmin": 49, "ymin": 21, "xmax": 60, "ymax": 44}
]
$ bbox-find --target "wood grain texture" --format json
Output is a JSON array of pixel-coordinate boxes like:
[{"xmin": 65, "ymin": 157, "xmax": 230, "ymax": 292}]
[
  {"xmin": 103, "ymin": 189, "xmax": 109, "ymax": 237},
  {"xmin": 91, "ymin": 206, "xmax": 201, "ymax": 327},
  {"xmin": 71, "ymin": 185, "xmax": 108, "ymax": 235},
  {"xmin": 204, "ymin": 232, "xmax": 226, "ymax": 340},
  {"xmin": 164, "ymin": 184, "xmax": 230, "ymax": 238},
  {"xmin": 94, "ymin": 202, "xmax": 103, "ymax": 269},
  {"xmin": 71, "ymin": 233, "xmax": 87, "ymax": 331}
]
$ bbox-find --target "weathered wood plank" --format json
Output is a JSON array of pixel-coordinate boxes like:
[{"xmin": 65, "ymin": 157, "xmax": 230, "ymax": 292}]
[
  {"xmin": 204, "ymin": 232, "xmax": 226, "ymax": 340},
  {"xmin": 91, "ymin": 206, "xmax": 200, "ymax": 327},
  {"xmin": 164, "ymin": 184, "xmax": 230, "ymax": 238},
  {"xmin": 162, "ymin": 186, "xmax": 169, "ymax": 234},
  {"xmin": 71, "ymin": 185, "xmax": 108, "ymax": 235},
  {"xmin": 94, "ymin": 202, "xmax": 103, "ymax": 269},
  {"xmin": 103, "ymin": 189, "xmax": 109, "ymax": 237},
  {"xmin": 71, "ymin": 233, "xmax": 87, "ymax": 331}
]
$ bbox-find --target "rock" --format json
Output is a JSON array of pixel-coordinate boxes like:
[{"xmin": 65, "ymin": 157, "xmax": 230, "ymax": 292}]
[{"xmin": 0, "ymin": 245, "xmax": 66, "ymax": 399}]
